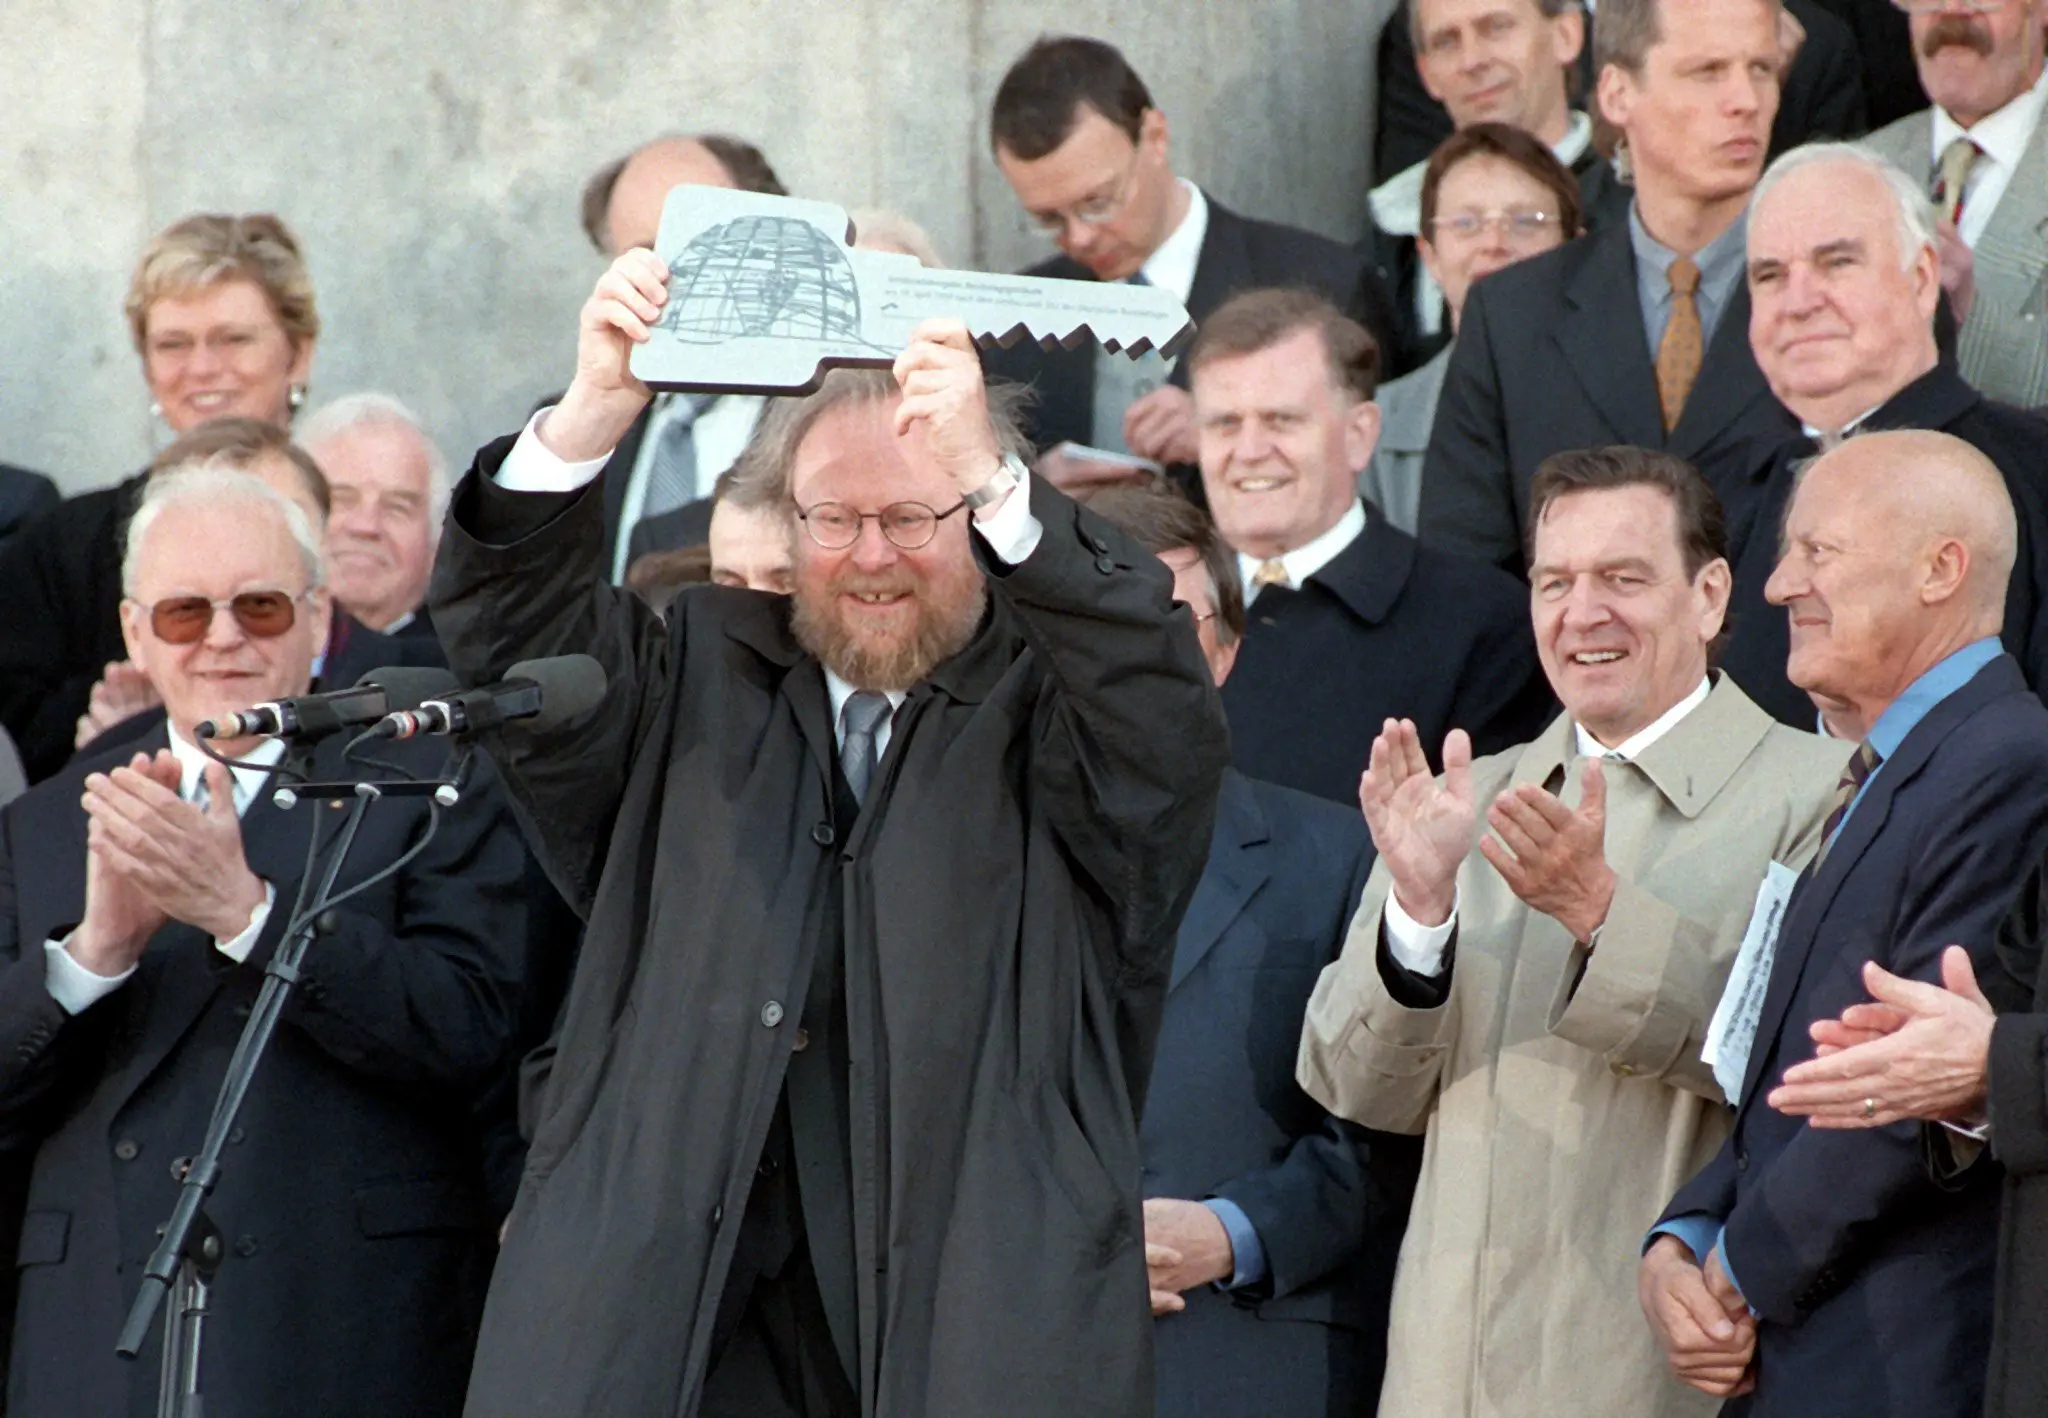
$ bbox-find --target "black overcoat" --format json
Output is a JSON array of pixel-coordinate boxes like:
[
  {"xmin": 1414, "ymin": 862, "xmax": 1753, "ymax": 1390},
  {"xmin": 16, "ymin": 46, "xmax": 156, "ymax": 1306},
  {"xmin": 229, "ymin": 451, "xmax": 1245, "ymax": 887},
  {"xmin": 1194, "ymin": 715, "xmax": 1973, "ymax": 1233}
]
[{"xmin": 431, "ymin": 440, "xmax": 1229, "ymax": 1418}]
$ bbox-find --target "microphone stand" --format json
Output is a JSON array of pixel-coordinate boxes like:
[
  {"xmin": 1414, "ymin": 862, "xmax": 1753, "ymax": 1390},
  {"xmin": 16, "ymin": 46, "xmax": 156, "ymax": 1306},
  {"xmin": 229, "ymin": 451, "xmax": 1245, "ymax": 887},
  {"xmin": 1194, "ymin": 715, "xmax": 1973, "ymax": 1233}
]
[{"xmin": 116, "ymin": 738, "xmax": 469, "ymax": 1418}]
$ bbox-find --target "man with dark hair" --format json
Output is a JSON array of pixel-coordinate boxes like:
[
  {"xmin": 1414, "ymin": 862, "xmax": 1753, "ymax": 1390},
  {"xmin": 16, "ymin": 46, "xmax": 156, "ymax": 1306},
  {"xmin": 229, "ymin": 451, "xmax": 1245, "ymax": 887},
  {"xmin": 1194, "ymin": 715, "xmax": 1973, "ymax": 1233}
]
[
  {"xmin": 1080, "ymin": 478, "xmax": 1416, "ymax": 1418},
  {"xmin": 441, "ymin": 250, "xmax": 1227, "ymax": 1418},
  {"xmin": 1188, "ymin": 286, "xmax": 1550, "ymax": 805},
  {"xmin": 982, "ymin": 35, "xmax": 1400, "ymax": 491},
  {"xmin": 1301, "ymin": 444, "xmax": 1846, "ymax": 1418},
  {"xmin": 1720, "ymin": 141, "xmax": 2048, "ymax": 727},
  {"xmin": 571, "ymin": 132, "xmax": 788, "ymax": 582},
  {"xmin": 1420, "ymin": 0, "xmax": 1805, "ymax": 576},
  {"xmin": 1366, "ymin": 0, "xmax": 1614, "ymax": 370}
]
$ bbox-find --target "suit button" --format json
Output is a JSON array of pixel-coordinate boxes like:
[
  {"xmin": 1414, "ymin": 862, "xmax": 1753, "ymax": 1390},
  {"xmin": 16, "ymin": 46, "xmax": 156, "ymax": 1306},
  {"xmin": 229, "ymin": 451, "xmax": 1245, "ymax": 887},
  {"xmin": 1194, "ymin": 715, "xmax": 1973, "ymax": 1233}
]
[
  {"xmin": 233, "ymin": 1236, "xmax": 259, "ymax": 1259},
  {"xmin": 1084, "ymin": 531, "xmax": 1109, "ymax": 554},
  {"xmin": 793, "ymin": 1027, "xmax": 810, "ymax": 1053},
  {"xmin": 1613, "ymin": 1062, "xmax": 1636, "ymax": 1077},
  {"xmin": 760, "ymin": 1001, "xmax": 785, "ymax": 1027},
  {"xmin": 1094, "ymin": 555, "xmax": 1116, "ymax": 574},
  {"xmin": 811, "ymin": 823, "xmax": 835, "ymax": 847},
  {"xmin": 758, "ymin": 1154, "xmax": 779, "ymax": 1179},
  {"xmin": 232, "ymin": 1002, "xmax": 252, "ymax": 1019},
  {"xmin": 114, "ymin": 1139, "xmax": 141, "ymax": 1161},
  {"xmin": 1736, "ymin": 1149, "xmax": 1749, "ymax": 1173},
  {"xmin": 228, "ymin": 1126, "xmax": 246, "ymax": 1146},
  {"xmin": 710, "ymin": 1203, "xmax": 724, "ymax": 1228}
]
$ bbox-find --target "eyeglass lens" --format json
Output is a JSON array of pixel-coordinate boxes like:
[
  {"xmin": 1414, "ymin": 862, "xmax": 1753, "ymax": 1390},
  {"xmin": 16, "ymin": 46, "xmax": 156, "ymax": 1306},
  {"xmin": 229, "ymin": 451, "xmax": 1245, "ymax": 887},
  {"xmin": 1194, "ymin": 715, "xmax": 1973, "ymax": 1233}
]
[{"xmin": 150, "ymin": 591, "xmax": 299, "ymax": 644}]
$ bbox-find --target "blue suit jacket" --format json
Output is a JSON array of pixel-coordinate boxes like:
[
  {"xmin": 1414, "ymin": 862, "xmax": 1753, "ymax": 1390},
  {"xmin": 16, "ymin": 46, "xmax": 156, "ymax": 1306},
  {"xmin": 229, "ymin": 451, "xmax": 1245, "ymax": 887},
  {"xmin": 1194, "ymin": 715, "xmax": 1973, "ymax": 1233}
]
[
  {"xmin": 1142, "ymin": 769, "xmax": 1419, "ymax": 1417},
  {"xmin": 1659, "ymin": 655, "xmax": 2048, "ymax": 1418}
]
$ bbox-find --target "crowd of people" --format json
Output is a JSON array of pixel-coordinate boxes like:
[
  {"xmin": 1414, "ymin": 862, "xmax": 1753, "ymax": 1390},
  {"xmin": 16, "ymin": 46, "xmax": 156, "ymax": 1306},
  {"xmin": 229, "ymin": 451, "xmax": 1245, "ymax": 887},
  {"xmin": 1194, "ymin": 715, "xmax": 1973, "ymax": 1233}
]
[{"xmin": 3, "ymin": 0, "xmax": 2048, "ymax": 1415}]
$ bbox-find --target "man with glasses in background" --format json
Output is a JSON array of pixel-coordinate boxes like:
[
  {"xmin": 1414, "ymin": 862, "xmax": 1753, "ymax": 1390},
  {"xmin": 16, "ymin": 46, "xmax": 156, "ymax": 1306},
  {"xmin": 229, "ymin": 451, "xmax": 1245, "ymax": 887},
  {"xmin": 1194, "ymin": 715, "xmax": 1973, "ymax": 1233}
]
[
  {"xmin": 1866, "ymin": 0, "xmax": 2048, "ymax": 408},
  {"xmin": 983, "ymin": 35, "xmax": 1400, "ymax": 497}
]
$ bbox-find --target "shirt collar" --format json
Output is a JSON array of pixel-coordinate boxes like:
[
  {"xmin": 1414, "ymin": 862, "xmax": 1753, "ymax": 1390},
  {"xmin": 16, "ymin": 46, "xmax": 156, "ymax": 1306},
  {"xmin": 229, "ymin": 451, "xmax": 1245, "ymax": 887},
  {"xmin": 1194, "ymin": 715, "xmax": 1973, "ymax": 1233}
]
[
  {"xmin": 1574, "ymin": 676, "xmax": 1711, "ymax": 760},
  {"xmin": 1628, "ymin": 201, "xmax": 1748, "ymax": 300},
  {"xmin": 1865, "ymin": 637, "xmax": 2005, "ymax": 762},
  {"xmin": 1136, "ymin": 180, "xmax": 1208, "ymax": 306},
  {"xmin": 1799, "ymin": 403, "xmax": 1888, "ymax": 441},
  {"xmin": 1932, "ymin": 64, "xmax": 2048, "ymax": 172},
  {"xmin": 1553, "ymin": 109, "xmax": 1594, "ymax": 169},
  {"xmin": 823, "ymin": 670, "xmax": 907, "ymax": 743},
  {"xmin": 1236, "ymin": 500, "xmax": 1367, "ymax": 594},
  {"xmin": 167, "ymin": 724, "xmax": 289, "ymax": 814}
]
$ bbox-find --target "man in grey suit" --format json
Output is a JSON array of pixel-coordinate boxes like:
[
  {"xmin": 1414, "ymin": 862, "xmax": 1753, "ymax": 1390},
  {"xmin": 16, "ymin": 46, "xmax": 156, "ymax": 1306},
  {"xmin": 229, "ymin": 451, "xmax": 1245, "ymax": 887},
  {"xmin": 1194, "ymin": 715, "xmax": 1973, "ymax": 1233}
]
[{"xmin": 1864, "ymin": 0, "xmax": 2048, "ymax": 408}]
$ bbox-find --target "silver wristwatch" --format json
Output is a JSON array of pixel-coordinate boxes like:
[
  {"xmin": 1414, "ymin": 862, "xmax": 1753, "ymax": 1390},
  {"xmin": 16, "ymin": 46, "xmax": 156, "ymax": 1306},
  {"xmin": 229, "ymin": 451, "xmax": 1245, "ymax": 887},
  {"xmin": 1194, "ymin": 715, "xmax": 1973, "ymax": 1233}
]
[{"xmin": 962, "ymin": 454, "xmax": 1029, "ymax": 511}]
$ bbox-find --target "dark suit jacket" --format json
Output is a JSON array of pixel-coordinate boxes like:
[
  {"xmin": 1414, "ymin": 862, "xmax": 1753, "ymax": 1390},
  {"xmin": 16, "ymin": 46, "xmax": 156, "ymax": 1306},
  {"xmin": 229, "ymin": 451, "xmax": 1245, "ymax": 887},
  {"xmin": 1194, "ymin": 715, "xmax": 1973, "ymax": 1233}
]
[
  {"xmin": 983, "ymin": 194, "xmax": 1403, "ymax": 471},
  {"xmin": 625, "ymin": 495, "xmax": 715, "ymax": 567},
  {"xmin": 1420, "ymin": 216, "xmax": 1798, "ymax": 573},
  {"xmin": 1220, "ymin": 507, "xmax": 1554, "ymax": 804},
  {"xmin": 1372, "ymin": 0, "xmax": 1865, "ymax": 179},
  {"xmin": 1808, "ymin": 0, "xmax": 1925, "ymax": 130},
  {"xmin": 1979, "ymin": 852, "xmax": 2048, "ymax": 1416},
  {"xmin": 1143, "ymin": 769, "xmax": 1418, "ymax": 1418},
  {"xmin": 0, "ymin": 466, "xmax": 57, "ymax": 546},
  {"xmin": 1721, "ymin": 367, "xmax": 2048, "ymax": 725},
  {"xmin": 0, "ymin": 725, "xmax": 534, "ymax": 1418},
  {"xmin": 1658, "ymin": 654, "xmax": 2048, "ymax": 1418}
]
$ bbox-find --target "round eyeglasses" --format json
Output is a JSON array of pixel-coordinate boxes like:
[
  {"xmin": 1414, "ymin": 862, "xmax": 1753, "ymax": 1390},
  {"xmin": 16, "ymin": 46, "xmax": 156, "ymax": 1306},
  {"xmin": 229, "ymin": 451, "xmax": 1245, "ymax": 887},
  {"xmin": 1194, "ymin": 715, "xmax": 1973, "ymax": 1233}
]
[
  {"xmin": 1029, "ymin": 148, "xmax": 1145, "ymax": 236},
  {"xmin": 795, "ymin": 499, "xmax": 969, "ymax": 551}
]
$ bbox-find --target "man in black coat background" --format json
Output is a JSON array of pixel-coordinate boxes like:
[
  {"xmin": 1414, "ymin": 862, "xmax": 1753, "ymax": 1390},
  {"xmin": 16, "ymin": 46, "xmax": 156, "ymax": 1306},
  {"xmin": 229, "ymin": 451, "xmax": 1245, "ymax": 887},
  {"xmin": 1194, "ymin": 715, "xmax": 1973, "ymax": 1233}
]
[
  {"xmin": 0, "ymin": 466, "xmax": 532, "ymax": 1418},
  {"xmin": 1189, "ymin": 287, "xmax": 1551, "ymax": 805},
  {"xmin": 1086, "ymin": 480, "xmax": 1419, "ymax": 1418},
  {"xmin": 1420, "ymin": 0, "xmax": 1802, "ymax": 575},
  {"xmin": 1717, "ymin": 141, "xmax": 2048, "ymax": 726},
  {"xmin": 981, "ymin": 35, "xmax": 1401, "ymax": 498},
  {"xmin": 435, "ymin": 250, "xmax": 1227, "ymax": 1418},
  {"xmin": 1642, "ymin": 431, "xmax": 2048, "ymax": 1416}
]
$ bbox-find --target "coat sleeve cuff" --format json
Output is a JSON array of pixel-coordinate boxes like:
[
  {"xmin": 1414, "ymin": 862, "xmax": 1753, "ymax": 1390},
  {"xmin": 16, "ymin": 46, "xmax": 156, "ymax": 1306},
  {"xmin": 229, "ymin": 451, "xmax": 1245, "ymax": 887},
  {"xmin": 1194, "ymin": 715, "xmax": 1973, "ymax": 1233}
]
[{"xmin": 1989, "ymin": 1011, "xmax": 2048, "ymax": 1175}]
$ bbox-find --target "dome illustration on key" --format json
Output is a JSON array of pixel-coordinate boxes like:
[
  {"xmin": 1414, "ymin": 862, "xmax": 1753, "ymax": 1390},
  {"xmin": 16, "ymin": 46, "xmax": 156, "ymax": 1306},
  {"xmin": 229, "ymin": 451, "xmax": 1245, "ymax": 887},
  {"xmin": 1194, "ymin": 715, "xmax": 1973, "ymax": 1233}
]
[{"xmin": 659, "ymin": 215, "xmax": 864, "ymax": 345}]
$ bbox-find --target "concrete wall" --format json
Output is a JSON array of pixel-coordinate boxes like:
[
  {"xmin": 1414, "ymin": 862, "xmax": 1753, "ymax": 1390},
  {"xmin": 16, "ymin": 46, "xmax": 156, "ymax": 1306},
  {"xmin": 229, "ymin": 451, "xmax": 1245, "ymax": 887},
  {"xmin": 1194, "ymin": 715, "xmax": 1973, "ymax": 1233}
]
[{"xmin": 3, "ymin": 0, "xmax": 1393, "ymax": 495}]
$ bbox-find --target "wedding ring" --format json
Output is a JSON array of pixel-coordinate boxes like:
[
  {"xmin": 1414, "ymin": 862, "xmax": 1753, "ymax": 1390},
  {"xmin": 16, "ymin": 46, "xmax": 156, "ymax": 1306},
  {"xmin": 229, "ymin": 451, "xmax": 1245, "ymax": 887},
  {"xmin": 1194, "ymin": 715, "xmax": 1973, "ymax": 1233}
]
[{"xmin": 1862, "ymin": 1097, "xmax": 1877, "ymax": 1120}]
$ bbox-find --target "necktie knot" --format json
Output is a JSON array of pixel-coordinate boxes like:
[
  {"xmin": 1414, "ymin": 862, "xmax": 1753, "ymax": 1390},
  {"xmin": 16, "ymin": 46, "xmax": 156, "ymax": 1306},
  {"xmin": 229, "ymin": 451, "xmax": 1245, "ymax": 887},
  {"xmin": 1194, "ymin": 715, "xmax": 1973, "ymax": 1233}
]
[
  {"xmin": 1251, "ymin": 558, "xmax": 1292, "ymax": 591},
  {"xmin": 839, "ymin": 691, "xmax": 893, "ymax": 805},
  {"xmin": 1667, "ymin": 257, "xmax": 1701, "ymax": 298}
]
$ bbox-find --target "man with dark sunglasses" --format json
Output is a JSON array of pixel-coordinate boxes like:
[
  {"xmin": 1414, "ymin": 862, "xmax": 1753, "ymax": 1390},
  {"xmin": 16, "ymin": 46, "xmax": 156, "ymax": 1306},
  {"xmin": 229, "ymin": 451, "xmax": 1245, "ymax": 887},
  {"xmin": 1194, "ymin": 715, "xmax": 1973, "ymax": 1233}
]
[{"xmin": 0, "ymin": 462, "xmax": 534, "ymax": 1418}]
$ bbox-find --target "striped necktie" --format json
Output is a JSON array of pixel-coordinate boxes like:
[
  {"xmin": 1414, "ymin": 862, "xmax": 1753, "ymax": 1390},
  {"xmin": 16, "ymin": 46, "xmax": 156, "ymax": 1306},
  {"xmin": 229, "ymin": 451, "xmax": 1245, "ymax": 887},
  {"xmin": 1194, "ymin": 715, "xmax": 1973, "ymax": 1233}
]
[
  {"xmin": 1814, "ymin": 740, "xmax": 1882, "ymax": 866},
  {"xmin": 1933, "ymin": 137, "xmax": 1983, "ymax": 227}
]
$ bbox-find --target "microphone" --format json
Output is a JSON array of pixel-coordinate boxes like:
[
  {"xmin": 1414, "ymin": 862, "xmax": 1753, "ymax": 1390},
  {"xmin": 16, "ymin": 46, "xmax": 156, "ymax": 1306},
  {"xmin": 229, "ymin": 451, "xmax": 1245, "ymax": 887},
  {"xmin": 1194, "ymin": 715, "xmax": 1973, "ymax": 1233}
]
[
  {"xmin": 196, "ymin": 666, "xmax": 461, "ymax": 742},
  {"xmin": 372, "ymin": 655, "xmax": 607, "ymax": 739}
]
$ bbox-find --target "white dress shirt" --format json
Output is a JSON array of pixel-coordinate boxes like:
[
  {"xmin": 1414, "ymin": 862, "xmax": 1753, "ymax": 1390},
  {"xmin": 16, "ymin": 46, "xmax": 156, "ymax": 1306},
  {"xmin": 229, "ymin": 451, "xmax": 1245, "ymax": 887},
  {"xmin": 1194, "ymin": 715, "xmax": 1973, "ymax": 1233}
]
[
  {"xmin": 1383, "ymin": 677, "xmax": 1712, "ymax": 976},
  {"xmin": 1137, "ymin": 180, "xmax": 1209, "ymax": 306},
  {"xmin": 44, "ymin": 729, "xmax": 286, "ymax": 1013},
  {"xmin": 499, "ymin": 409, "xmax": 1043, "ymax": 767},
  {"xmin": 1236, "ymin": 500, "xmax": 1367, "ymax": 600},
  {"xmin": 1934, "ymin": 65, "xmax": 2048, "ymax": 249}
]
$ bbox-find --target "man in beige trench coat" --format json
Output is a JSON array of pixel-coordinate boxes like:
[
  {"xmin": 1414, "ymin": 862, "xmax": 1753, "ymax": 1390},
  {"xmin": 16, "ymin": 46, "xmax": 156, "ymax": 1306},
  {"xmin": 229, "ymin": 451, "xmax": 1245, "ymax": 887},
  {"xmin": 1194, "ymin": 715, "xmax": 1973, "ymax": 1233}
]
[{"xmin": 1298, "ymin": 445, "xmax": 1849, "ymax": 1416}]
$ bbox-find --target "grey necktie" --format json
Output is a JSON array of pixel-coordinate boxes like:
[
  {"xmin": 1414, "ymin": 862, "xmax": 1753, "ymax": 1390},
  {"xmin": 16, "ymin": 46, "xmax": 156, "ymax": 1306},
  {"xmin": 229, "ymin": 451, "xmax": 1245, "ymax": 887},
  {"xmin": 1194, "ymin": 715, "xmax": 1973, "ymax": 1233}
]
[
  {"xmin": 838, "ymin": 691, "xmax": 893, "ymax": 805},
  {"xmin": 641, "ymin": 394, "xmax": 709, "ymax": 521}
]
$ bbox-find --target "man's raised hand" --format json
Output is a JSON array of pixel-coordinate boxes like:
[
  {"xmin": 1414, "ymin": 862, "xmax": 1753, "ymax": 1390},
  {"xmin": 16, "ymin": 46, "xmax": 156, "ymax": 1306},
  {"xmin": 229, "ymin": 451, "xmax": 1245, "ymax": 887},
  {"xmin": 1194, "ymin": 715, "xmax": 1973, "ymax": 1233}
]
[
  {"xmin": 892, "ymin": 319, "xmax": 1004, "ymax": 500},
  {"xmin": 1479, "ymin": 757, "xmax": 1616, "ymax": 944},
  {"xmin": 1359, "ymin": 721, "xmax": 1476, "ymax": 927},
  {"xmin": 544, "ymin": 249, "xmax": 671, "ymax": 463}
]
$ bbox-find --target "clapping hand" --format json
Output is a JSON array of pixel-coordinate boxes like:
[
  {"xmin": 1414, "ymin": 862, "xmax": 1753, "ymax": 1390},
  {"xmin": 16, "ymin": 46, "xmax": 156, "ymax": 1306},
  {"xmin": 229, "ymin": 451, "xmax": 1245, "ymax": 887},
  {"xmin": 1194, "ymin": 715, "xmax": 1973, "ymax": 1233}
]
[
  {"xmin": 1359, "ymin": 721, "xmax": 1476, "ymax": 926},
  {"xmin": 1479, "ymin": 758, "xmax": 1615, "ymax": 943}
]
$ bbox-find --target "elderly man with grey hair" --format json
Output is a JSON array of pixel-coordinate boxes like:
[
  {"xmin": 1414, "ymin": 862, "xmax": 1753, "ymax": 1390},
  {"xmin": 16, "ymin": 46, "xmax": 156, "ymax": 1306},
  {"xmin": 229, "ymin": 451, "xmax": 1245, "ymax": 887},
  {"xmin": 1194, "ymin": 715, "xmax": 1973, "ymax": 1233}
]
[
  {"xmin": 0, "ymin": 462, "xmax": 532, "ymax": 1417},
  {"xmin": 1718, "ymin": 139, "xmax": 2048, "ymax": 730},
  {"xmin": 299, "ymin": 392, "xmax": 451, "ymax": 641}
]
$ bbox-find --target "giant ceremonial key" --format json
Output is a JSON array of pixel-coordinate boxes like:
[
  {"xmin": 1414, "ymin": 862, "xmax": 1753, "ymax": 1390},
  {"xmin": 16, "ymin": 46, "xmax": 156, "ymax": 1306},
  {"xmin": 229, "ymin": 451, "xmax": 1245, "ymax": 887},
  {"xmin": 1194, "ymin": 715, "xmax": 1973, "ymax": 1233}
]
[{"xmin": 628, "ymin": 185, "xmax": 1195, "ymax": 394}]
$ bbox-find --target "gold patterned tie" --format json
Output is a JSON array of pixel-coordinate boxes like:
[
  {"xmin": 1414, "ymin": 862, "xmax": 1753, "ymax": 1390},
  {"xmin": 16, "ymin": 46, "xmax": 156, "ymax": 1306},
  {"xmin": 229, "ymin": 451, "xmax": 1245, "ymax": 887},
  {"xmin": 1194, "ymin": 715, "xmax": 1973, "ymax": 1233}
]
[
  {"xmin": 1655, "ymin": 257, "xmax": 1703, "ymax": 436},
  {"xmin": 1933, "ymin": 136, "xmax": 1982, "ymax": 227},
  {"xmin": 1250, "ymin": 558, "xmax": 1292, "ymax": 592}
]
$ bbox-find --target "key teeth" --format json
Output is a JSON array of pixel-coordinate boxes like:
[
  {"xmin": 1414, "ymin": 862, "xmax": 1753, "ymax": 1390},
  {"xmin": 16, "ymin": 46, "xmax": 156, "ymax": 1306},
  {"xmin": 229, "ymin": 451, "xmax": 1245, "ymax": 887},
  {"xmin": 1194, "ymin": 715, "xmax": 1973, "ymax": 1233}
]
[{"xmin": 979, "ymin": 319, "xmax": 1195, "ymax": 360}]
